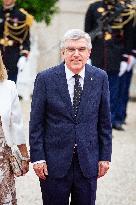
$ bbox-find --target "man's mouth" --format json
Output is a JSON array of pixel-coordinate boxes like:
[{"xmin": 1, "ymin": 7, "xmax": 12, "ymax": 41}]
[{"xmin": 72, "ymin": 59, "xmax": 81, "ymax": 63}]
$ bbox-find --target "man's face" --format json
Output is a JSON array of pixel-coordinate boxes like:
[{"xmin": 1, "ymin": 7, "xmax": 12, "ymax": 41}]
[
  {"xmin": 61, "ymin": 38, "xmax": 91, "ymax": 74},
  {"xmin": 3, "ymin": 0, "xmax": 16, "ymax": 7}
]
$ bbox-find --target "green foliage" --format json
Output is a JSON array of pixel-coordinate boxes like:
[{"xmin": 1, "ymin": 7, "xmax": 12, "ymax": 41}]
[{"xmin": 0, "ymin": 0, "xmax": 59, "ymax": 25}]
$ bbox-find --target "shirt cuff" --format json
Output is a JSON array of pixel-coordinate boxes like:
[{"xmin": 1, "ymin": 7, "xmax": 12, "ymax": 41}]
[{"xmin": 33, "ymin": 160, "xmax": 46, "ymax": 164}]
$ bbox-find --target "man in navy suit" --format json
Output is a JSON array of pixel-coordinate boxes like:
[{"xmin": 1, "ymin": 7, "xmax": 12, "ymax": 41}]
[{"xmin": 29, "ymin": 29, "xmax": 112, "ymax": 205}]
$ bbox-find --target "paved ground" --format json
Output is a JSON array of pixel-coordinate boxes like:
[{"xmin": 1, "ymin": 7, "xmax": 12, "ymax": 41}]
[{"xmin": 15, "ymin": 100, "xmax": 136, "ymax": 205}]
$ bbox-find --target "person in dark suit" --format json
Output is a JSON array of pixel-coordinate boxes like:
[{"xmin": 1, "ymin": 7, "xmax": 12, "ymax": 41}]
[
  {"xmin": 29, "ymin": 29, "xmax": 112, "ymax": 205},
  {"xmin": 84, "ymin": 0, "xmax": 136, "ymax": 130},
  {"xmin": 0, "ymin": 0, "xmax": 33, "ymax": 82}
]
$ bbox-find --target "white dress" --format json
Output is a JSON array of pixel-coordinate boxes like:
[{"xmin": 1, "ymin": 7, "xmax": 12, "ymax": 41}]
[{"xmin": 0, "ymin": 117, "xmax": 17, "ymax": 205}]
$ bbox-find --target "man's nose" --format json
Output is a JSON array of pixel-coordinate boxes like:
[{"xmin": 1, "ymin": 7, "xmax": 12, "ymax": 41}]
[{"xmin": 74, "ymin": 49, "xmax": 80, "ymax": 55}]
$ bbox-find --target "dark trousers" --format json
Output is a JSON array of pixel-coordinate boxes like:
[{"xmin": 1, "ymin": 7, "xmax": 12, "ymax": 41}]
[
  {"xmin": 108, "ymin": 71, "xmax": 133, "ymax": 125},
  {"xmin": 108, "ymin": 73, "xmax": 120, "ymax": 125},
  {"xmin": 40, "ymin": 150, "xmax": 97, "ymax": 205},
  {"xmin": 7, "ymin": 68, "xmax": 18, "ymax": 83},
  {"xmin": 116, "ymin": 70, "xmax": 133, "ymax": 123}
]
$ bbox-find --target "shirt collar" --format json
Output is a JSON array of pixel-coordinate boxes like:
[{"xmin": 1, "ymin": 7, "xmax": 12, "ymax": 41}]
[{"xmin": 65, "ymin": 64, "xmax": 85, "ymax": 81}]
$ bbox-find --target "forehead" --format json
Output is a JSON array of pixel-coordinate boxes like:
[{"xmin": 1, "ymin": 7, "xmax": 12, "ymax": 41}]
[{"xmin": 64, "ymin": 38, "xmax": 88, "ymax": 47}]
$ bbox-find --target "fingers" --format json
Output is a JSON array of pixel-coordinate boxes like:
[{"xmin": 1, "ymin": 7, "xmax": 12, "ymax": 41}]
[
  {"xmin": 44, "ymin": 163, "xmax": 48, "ymax": 176},
  {"xmin": 21, "ymin": 160, "xmax": 29, "ymax": 175},
  {"xmin": 98, "ymin": 161, "xmax": 109, "ymax": 178},
  {"xmin": 33, "ymin": 163, "xmax": 48, "ymax": 180}
]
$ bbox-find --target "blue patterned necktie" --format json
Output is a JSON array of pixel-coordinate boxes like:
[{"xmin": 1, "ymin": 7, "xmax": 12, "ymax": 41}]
[{"xmin": 73, "ymin": 74, "xmax": 82, "ymax": 118}]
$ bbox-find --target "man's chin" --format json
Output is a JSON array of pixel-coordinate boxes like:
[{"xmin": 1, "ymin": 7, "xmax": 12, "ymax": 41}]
[
  {"xmin": 71, "ymin": 66, "xmax": 83, "ymax": 73},
  {"xmin": 72, "ymin": 63, "xmax": 82, "ymax": 68}
]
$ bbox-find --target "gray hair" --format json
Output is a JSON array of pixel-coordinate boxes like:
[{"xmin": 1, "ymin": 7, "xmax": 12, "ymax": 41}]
[{"xmin": 60, "ymin": 29, "xmax": 92, "ymax": 49}]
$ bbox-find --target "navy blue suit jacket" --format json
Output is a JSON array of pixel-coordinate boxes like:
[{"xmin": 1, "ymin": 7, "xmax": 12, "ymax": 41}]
[{"xmin": 29, "ymin": 63, "xmax": 112, "ymax": 178}]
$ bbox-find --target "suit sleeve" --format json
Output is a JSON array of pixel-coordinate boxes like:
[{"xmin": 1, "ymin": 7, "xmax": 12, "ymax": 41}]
[
  {"xmin": 123, "ymin": 18, "xmax": 135, "ymax": 55},
  {"xmin": 84, "ymin": 3, "xmax": 97, "ymax": 33},
  {"xmin": 29, "ymin": 73, "xmax": 47, "ymax": 163},
  {"xmin": 22, "ymin": 28, "xmax": 30, "ymax": 52},
  {"xmin": 98, "ymin": 72, "xmax": 112, "ymax": 161},
  {"xmin": 19, "ymin": 9, "xmax": 33, "ymax": 55}
]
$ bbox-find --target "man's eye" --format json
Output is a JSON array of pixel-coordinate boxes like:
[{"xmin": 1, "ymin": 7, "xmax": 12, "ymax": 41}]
[
  {"xmin": 66, "ymin": 47, "xmax": 87, "ymax": 53},
  {"xmin": 68, "ymin": 48, "xmax": 75, "ymax": 52},
  {"xmin": 79, "ymin": 48, "xmax": 86, "ymax": 52}
]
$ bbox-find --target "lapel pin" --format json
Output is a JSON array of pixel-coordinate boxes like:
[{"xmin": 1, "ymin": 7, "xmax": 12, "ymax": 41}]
[{"xmin": 91, "ymin": 77, "xmax": 93, "ymax": 81}]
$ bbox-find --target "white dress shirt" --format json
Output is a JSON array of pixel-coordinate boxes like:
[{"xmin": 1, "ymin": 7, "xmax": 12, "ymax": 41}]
[{"xmin": 65, "ymin": 64, "xmax": 85, "ymax": 104}]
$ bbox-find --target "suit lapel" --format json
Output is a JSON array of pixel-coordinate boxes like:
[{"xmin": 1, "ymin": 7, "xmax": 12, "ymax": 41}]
[
  {"xmin": 55, "ymin": 63, "xmax": 74, "ymax": 118},
  {"xmin": 76, "ymin": 64, "xmax": 96, "ymax": 120}
]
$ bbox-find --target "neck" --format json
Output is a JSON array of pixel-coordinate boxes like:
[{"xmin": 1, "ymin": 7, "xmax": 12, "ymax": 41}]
[{"xmin": 3, "ymin": 3, "xmax": 15, "ymax": 10}]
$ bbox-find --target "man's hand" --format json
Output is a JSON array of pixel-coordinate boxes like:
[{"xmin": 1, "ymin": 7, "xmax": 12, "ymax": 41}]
[
  {"xmin": 127, "ymin": 55, "xmax": 136, "ymax": 71},
  {"xmin": 17, "ymin": 56, "xmax": 27, "ymax": 72},
  {"xmin": 33, "ymin": 162, "xmax": 48, "ymax": 180},
  {"xmin": 98, "ymin": 161, "xmax": 110, "ymax": 178}
]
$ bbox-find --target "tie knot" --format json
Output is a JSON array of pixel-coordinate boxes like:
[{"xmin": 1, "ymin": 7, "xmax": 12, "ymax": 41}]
[{"xmin": 73, "ymin": 74, "xmax": 80, "ymax": 80}]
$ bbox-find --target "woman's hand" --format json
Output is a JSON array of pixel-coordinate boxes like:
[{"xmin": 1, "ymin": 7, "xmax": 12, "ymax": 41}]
[
  {"xmin": 21, "ymin": 159, "xmax": 30, "ymax": 175},
  {"xmin": 17, "ymin": 144, "xmax": 30, "ymax": 175}
]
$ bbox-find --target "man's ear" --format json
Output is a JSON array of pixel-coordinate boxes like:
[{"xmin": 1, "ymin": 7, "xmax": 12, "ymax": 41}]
[
  {"xmin": 87, "ymin": 49, "xmax": 91, "ymax": 58},
  {"xmin": 61, "ymin": 49, "xmax": 65, "ymax": 59},
  {"xmin": 61, "ymin": 49, "xmax": 65, "ymax": 55},
  {"xmin": 89, "ymin": 49, "xmax": 91, "ymax": 55}
]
